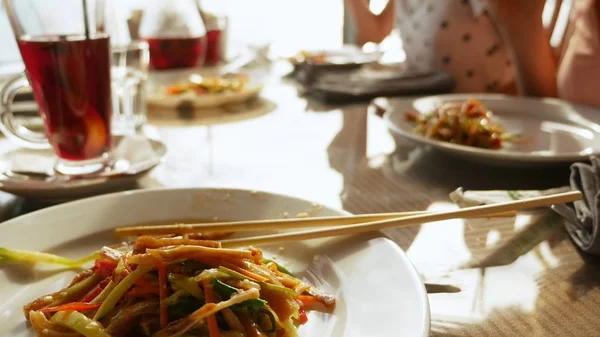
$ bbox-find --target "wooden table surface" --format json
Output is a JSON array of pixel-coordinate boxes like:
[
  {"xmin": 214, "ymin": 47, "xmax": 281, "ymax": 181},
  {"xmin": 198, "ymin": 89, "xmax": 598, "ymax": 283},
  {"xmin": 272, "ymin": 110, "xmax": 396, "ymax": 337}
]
[{"xmin": 0, "ymin": 71, "xmax": 597, "ymax": 337}]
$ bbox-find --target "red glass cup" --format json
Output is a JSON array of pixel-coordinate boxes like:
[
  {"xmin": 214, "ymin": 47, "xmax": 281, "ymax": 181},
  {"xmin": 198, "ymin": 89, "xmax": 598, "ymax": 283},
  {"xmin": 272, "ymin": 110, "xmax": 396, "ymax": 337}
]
[
  {"xmin": 1, "ymin": 0, "xmax": 112, "ymax": 175},
  {"xmin": 204, "ymin": 15, "xmax": 228, "ymax": 66}
]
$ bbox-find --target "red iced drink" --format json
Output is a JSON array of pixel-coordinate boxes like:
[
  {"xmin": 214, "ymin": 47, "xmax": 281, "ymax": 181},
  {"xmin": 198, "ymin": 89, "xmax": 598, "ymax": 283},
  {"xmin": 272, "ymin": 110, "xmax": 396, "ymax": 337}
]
[{"xmin": 18, "ymin": 35, "xmax": 112, "ymax": 161}]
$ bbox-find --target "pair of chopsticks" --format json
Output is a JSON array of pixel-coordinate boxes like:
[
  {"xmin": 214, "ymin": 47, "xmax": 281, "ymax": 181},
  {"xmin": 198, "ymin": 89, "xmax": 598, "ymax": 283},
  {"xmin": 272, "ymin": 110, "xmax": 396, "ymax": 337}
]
[{"xmin": 115, "ymin": 190, "xmax": 582, "ymax": 248}]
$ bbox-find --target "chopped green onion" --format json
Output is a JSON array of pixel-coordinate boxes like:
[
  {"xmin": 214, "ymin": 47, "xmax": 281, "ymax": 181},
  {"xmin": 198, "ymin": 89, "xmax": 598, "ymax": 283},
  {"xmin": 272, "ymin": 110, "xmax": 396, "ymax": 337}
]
[{"xmin": 507, "ymin": 191, "xmax": 523, "ymax": 200}]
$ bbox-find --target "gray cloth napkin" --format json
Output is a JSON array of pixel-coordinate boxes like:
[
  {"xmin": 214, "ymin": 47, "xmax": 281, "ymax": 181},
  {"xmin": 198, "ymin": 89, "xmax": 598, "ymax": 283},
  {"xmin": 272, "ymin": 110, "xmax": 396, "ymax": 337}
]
[
  {"xmin": 562, "ymin": 158, "xmax": 600, "ymax": 253},
  {"xmin": 293, "ymin": 64, "xmax": 456, "ymax": 103}
]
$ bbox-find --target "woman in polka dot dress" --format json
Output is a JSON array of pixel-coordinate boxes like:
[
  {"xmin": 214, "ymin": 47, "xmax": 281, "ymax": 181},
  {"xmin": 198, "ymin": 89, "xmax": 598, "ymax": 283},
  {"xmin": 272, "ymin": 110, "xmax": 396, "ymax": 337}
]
[{"xmin": 347, "ymin": 0, "xmax": 600, "ymax": 108}]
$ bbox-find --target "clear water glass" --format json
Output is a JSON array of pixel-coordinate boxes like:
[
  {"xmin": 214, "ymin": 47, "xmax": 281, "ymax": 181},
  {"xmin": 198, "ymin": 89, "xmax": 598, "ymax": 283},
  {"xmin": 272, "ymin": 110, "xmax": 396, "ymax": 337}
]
[{"xmin": 111, "ymin": 41, "xmax": 149, "ymax": 135}]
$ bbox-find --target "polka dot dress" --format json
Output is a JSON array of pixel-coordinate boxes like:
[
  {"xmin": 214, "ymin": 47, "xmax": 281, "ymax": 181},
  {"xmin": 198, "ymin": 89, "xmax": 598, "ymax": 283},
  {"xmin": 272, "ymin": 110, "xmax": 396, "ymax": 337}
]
[{"xmin": 395, "ymin": 0, "xmax": 515, "ymax": 93}]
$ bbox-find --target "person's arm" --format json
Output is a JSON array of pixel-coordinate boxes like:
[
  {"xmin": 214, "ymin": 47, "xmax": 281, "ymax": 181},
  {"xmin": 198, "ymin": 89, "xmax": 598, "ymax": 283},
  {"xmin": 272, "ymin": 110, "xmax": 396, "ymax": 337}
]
[
  {"xmin": 346, "ymin": 0, "xmax": 395, "ymax": 46},
  {"xmin": 487, "ymin": 0, "xmax": 558, "ymax": 97}
]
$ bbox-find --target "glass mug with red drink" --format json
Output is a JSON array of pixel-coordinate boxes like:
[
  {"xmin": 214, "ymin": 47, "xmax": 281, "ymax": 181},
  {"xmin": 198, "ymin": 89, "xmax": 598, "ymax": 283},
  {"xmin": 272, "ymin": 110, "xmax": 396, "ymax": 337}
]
[
  {"xmin": 139, "ymin": 0, "xmax": 207, "ymax": 70},
  {"xmin": 1, "ymin": 0, "xmax": 112, "ymax": 175}
]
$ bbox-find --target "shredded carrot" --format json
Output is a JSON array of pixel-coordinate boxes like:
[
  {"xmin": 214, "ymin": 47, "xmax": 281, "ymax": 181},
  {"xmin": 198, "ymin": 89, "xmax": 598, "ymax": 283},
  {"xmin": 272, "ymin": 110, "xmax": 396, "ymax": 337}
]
[
  {"xmin": 203, "ymin": 279, "xmax": 221, "ymax": 337},
  {"xmin": 220, "ymin": 261, "xmax": 268, "ymax": 282},
  {"xmin": 296, "ymin": 295, "xmax": 319, "ymax": 307},
  {"xmin": 157, "ymin": 260, "xmax": 168, "ymax": 328}
]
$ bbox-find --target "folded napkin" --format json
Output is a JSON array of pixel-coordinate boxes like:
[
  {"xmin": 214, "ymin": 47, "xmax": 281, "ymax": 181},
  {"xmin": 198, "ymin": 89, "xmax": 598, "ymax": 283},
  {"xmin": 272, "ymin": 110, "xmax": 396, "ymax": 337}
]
[
  {"xmin": 559, "ymin": 158, "xmax": 600, "ymax": 253},
  {"xmin": 294, "ymin": 64, "xmax": 456, "ymax": 103}
]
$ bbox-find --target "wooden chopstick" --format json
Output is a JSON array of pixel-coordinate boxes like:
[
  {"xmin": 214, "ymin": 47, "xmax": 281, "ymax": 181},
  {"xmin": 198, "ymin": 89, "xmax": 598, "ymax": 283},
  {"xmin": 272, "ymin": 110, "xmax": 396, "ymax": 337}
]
[
  {"xmin": 114, "ymin": 210, "xmax": 517, "ymax": 237},
  {"xmin": 219, "ymin": 190, "xmax": 582, "ymax": 248}
]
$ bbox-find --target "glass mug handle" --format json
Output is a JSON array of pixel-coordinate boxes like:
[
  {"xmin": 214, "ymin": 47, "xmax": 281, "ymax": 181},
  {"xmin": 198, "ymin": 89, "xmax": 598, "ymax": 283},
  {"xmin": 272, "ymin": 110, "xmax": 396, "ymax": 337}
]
[{"xmin": 0, "ymin": 73, "xmax": 51, "ymax": 149}]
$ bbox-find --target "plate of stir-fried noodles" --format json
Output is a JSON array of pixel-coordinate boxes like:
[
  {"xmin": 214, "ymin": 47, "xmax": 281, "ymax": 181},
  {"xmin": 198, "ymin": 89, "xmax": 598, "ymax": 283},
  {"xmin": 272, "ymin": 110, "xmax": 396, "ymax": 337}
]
[
  {"xmin": 383, "ymin": 94, "xmax": 600, "ymax": 167},
  {"xmin": 0, "ymin": 188, "xmax": 430, "ymax": 337}
]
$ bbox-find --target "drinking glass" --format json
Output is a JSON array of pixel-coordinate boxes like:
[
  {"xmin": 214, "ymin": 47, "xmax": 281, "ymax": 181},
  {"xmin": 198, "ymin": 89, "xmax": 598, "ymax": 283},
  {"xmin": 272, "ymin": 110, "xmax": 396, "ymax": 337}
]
[
  {"xmin": 203, "ymin": 12, "xmax": 228, "ymax": 66},
  {"xmin": 1, "ymin": 0, "xmax": 112, "ymax": 175},
  {"xmin": 111, "ymin": 41, "xmax": 149, "ymax": 135}
]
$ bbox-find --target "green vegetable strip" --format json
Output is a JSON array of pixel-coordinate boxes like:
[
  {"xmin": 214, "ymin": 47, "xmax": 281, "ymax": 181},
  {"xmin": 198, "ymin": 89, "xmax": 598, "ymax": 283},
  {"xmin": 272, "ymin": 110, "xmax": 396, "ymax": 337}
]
[
  {"xmin": 94, "ymin": 265, "xmax": 153, "ymax": 320},
  {"xmin": 212, "ymin": 278, "xmax": 266, "ymax": 313},
  {"xmin": 259, "ymin": 281, "xmax": 296, "ymax": 296},
  {"xmin": 49, "ymin": 273, "xmax": 104, "ymax": 307},
  {"xmin": 261, "ymin": 258, "xmax": 295, "ymax": 276},
  {"xmin": 507, "ymin": 191, "xmax": 523, "ymax": 200},
  {"xmin": 168, "ymin": 273, "xmax": 204, "ymax": 301},
  {"xmin": 0, "ymin": 247, "xmax": 98, "ymax": 267},
  {"xmin": 164, "ymin": 289, "xmax": 187, "ymax": 305},
  {"xmin": 212, "ymin": 278, "xmax": 240, "ymax": 297},
  {"xmin": 51, "ymin": 310, "xmax": 111, "ymax": 337},
  {"xmin": 91, "ymin": 280, "xmax": 115, "ymax": 304}
]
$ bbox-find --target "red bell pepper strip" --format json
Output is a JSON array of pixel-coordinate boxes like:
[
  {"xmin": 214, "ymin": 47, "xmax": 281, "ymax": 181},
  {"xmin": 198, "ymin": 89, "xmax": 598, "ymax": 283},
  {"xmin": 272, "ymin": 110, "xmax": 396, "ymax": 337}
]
[
  {"xmin": 39, "ymin": 302, "xmax": 101, "ymax": 313},
  {"xmin": 95, "ymin": 259, "xmax": 118, "ymax": 277},
  {"xmin": 298, "ymin": 307, "xmax": 309, "ymax": 324}
]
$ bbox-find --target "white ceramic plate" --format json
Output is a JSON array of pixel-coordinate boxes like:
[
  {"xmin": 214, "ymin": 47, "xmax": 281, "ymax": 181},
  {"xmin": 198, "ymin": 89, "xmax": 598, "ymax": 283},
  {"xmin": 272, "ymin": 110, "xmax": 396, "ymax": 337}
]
[
  {"xmin": 0, "ymin": 188, "xmax": 429, "ymax": 337},
  {"xmin": 384, "ymin": 94, "xmax": 600, "ymax": 166}
]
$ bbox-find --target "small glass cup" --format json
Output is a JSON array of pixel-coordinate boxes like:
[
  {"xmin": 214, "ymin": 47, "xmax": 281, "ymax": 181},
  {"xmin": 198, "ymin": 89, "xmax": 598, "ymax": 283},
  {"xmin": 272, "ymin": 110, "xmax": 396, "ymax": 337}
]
[
  {"xmin": 111, "ymin": 41, "xmax": 149, "ymax": 135},
  {"xmin": 1, "ymin": 0, "xmax": 112, "ymax": 176},
  {"xmin": 203, "ymin": 12, "xmax": 228, "ymax": 66}
]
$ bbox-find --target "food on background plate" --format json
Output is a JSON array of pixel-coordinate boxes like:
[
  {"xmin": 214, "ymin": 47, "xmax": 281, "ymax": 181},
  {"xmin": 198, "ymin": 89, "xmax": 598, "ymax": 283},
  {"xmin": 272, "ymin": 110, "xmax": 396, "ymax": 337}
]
[
  {"xmin": 288, "ymin": 50, "xmax": 326, "ymax": 65},
  {"xmin": 147, "ymin": 74, "xmax": 262, "ymax": 109},
  {"xmin": 404, "ymin": 98, "xmax": 526, "ymax": 149},
  {"xmin": 1, "ymin": 235, "xmax": 334, "ymax": 337},
  {"xmin": 164, "ymin": 75, "xmax": 249, "ymax": 97}
]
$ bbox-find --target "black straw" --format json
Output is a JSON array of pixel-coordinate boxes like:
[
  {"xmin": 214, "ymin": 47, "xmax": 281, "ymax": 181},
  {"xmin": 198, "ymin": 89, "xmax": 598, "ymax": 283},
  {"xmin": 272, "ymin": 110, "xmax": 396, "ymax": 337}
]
[{"xmin": 82, "ymin": 0, "xmax": 90, "ymax": 39}]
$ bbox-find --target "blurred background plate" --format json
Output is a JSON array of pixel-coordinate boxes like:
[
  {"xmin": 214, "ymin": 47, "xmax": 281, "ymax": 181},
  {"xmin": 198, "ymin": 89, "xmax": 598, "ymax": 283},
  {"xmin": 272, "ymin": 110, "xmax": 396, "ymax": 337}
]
[{"xmin": 382, "ymin": 94, "xmax": 600, "ymax": 167}]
